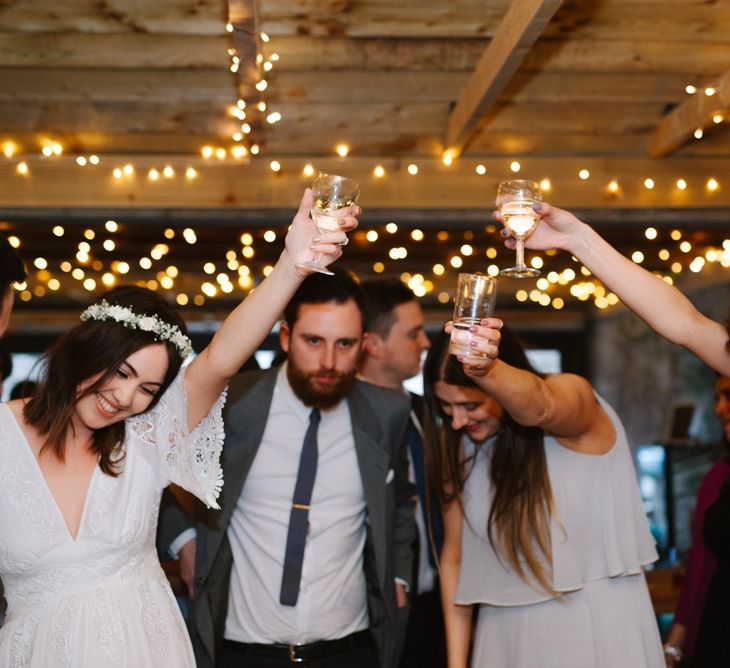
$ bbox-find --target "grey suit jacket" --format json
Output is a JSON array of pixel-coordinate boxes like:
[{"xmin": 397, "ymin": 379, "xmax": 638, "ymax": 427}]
[{"xmin": 159, "ymin": 366, "xmax": 416, "ymax": 668}]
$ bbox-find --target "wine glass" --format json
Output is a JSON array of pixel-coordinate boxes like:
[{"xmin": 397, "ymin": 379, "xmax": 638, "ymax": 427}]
[
  {"xmin": 296, "ymin": 172, "xmax": 360, "ymax": 275},
  {"xmin": 496, "ymin": 179, "xmax": 542, "ymax": 278}
]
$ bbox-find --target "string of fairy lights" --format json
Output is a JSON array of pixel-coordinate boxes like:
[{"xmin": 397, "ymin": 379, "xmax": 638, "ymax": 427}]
[
  {"xmin": 1, "ymin": 22, "xmax": 729, "ymax": 314},
  {"xmin": 3, "ymin": 211, "xmax": 729, "ymax": 316}
]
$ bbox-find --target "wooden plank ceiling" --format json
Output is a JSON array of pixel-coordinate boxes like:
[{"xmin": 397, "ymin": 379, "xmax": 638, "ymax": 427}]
[{"xmin": 0, "ymin": 0, "xmax": 728, "ymax": 328}]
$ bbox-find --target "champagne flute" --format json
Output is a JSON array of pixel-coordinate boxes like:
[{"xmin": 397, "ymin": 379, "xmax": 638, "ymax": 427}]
[
  {"xmin": 296, "ymin": 172, "xmax": 360, "ymax": 275},
  {"xmin": 496, "ymin": 179, "xmax": 542, "ymax": 278}
]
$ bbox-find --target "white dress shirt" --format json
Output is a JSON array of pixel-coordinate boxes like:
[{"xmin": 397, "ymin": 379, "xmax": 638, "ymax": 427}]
[{"xmin": 224, "ymin": 364, "xmax": 369, "ymax": 644}]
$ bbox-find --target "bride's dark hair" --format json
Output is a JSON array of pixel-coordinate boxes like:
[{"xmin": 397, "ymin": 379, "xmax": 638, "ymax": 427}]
[{"xmin": 24, "ymin": 286, "xmax": 188, "ymax": 476}]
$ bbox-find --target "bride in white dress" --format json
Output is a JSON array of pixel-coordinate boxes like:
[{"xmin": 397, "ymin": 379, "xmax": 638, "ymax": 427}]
[{"xmin": 0, "ymin": 190, "xmax": 358, "ymax": 667}]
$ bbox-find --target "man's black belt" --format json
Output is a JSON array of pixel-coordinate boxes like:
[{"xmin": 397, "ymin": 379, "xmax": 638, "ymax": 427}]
[{"xmin": 223, "ymin": 629, "xmax": 372, "ymax": 663}]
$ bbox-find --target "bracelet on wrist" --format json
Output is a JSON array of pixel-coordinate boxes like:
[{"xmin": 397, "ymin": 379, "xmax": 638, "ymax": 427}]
[{"xmin": 663, "ymin": 643, "xmax": 683, "ymax": 662}]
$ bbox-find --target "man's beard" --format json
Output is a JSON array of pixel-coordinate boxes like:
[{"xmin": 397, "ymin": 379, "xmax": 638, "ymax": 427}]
[{"xmin": 286, "ymin": 359, "xmax": 358, "ymax": 410}]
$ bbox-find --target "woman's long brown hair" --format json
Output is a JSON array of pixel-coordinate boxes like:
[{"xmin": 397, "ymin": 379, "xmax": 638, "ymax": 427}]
[
  {"xmin": 423, "ymin": 329, "xmax": 556, "ymax": 594},
  {"xmin": 23, "ymin": 286, "xmax": 186, "ymax": 475}
]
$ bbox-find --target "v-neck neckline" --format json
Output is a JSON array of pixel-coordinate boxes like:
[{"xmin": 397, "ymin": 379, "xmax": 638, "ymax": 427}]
[{"xmin": 2, "ymin": 403, "xmax": 99, "ymax": 543}]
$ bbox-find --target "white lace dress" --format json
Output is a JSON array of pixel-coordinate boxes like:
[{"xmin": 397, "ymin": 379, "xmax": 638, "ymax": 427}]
[{"xmin": 0, "ymin": 368, "xmax": 225, "ymax": 667}]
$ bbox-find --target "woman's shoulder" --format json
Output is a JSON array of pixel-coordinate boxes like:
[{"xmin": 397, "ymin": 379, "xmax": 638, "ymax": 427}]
[
  {"xmin": 0, "ymin": 399, "xmax": 40, "ymax": 453},
  {"xmin": 2, "ymin": 398, "xmax": 29, "ymax": 427}
]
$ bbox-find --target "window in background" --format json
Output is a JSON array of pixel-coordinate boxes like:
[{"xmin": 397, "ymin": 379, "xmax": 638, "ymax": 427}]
[{"xmin": 1, "ymin": 353, "xmax": 41, "ymax": 402}]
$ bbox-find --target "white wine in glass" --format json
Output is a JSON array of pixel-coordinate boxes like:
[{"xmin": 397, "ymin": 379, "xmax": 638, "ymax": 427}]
[
  {"xmin": 296, "ymin": 172, "xmax": 360, "ymax": 275},
  {"xmin": 496, "ymin": 179, "xmax": 542, "ymax": 278}
]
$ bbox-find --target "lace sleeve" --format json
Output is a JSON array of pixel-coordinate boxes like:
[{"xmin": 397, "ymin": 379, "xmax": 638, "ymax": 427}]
[{"xmin": 127, "ymin": 366, "xmax": 226, "ymax": 509}]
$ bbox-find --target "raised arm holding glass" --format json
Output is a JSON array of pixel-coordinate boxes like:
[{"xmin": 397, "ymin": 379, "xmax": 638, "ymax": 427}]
[
  {"xmin": 497, "ymin": 201, "xmax": 730, "ymax": 375},
  {"xmin": 0, "ymin": 189, "xmax": 357, "ymax": 667},
  {"xmin": 423, "ymin": 307, "xmax": 664, "ymax": 666}
]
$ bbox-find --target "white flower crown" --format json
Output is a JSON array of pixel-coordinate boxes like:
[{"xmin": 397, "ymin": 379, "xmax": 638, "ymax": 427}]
[{"xmin": 80, "ymin": 299, "xmax": 193, "ymax": 359}]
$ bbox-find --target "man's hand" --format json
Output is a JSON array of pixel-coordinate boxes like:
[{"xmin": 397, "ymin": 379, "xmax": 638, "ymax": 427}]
[{"xmin": 178, "ymin": 537, "xmax": 197, "ymax": 601}]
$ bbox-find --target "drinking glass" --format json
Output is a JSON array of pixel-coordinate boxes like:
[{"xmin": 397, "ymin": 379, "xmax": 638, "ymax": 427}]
[
  {"xmin": 296, "ymin": 172, "xmax": 360, "ymax": 275},
  {"xmin": 449, "ymin": 272, "xmax": 498, "ymax": 360},
  {"xmin": 496, "ymin": 179, "xmax": 542, "ymax": 278}
]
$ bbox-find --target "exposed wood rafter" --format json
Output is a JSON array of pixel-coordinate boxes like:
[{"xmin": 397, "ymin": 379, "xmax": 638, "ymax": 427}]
[
  {"xmin": 444, "ymin": 0, "xmax": 564, "ymax": 157},
  {"xmin": 649, "ymin": 68, "xmax": 730, "ymax": 157}
]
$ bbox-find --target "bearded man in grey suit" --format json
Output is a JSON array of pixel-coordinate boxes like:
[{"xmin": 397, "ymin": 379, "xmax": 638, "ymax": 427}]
[{"xmin": 158, "ymin": 269, "xmax": 416, "ymax": 668}]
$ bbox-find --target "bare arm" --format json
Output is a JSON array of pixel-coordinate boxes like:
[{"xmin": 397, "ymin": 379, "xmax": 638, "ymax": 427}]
[
  {"xmin": 440, "ymin": 496, "xmax": 472, "ymax": 668},
  {"xmin": 663, "ymin": 623, "xmax": 686, "ymax": 667},
  {"xmin": 184, "ymin": 189, "xmax": 358, "ymax": 429},
  {"xmin": 502, "ymin": 202, "xmax": 730, "ymax": 375},
  {"xmin": 454, "ymin": 318, "xmax": 614, "ymax": 454}
]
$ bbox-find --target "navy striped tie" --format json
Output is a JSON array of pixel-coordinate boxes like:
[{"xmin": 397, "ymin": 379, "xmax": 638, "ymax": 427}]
[{"xmin": 280, "ymin": 408, "xmax": 321, "ymax": 606}]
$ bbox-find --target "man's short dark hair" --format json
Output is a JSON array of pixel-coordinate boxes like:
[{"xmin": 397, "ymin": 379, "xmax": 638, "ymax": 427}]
[
  {"xmin": 361, "ymin": 278, "xmax": 417, "ymax": 338},
  {"xmin": 0, "ymin": 235, "xmax": 26, "ymax": 293},
  {"xmin": 284, "ymin": 267, "xmax": 366, "ymax": 328}
]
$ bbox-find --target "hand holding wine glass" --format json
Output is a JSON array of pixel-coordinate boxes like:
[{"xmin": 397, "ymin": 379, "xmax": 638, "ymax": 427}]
[
  {"xmin": 284, "ymin": 188, "xmax": 358, "ymax": 274},
  {"xmin": 496, "ymin": 179, "xmax": 542, "ymax": 278},
  {"xmin": 296, "ymin": 172, "xmax": 360, "ymax": 275}
]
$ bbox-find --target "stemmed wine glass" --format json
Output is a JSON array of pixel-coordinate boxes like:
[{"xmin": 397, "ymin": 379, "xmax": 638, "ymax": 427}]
[
  {"xmin": 496, "ymin": 179, "xmax": 542, "ymax": 278},
  {"xmin": 296, "ymin": 172, "xmax": 360, "ymax": 275}
]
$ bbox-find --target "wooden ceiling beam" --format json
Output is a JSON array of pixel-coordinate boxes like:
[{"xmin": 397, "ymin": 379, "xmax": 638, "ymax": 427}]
[
  {"xmin": 0, "ymin": 33, "xmax": 229, "ymax": 68},
  {"xmin": 0, "ymin": 69, "xmax": 240, "ymax": 104},
  {"xmin": 261, "ymin": 36, "xmax": 729, "ymax": 74},
  {"xmin": 2, "ymin": 156, "xmax": 730, "ymax": 210},
  {"xmin": 649, "ymin": 69, "xmax": 730, "ymax": 158},
  {"xmin": 0, "ymin": 0, "xmax": 226, "ymax": 34},
  {"xmin": 0, "ymin": 69, "xmax": 690, "ymax": 107},
  {"xmin": 257, "ymin": 0, "xmax": 730, "ymax": 43},
  {"xmin": 444, "ymin": 0, "xmax": 564, "ymax": 157}
]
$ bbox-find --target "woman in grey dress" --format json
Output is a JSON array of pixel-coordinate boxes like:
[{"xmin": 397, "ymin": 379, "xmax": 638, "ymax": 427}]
[{"xmin": 423, "ymin": 328, "xmax": 664, "ymax": 668}]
